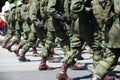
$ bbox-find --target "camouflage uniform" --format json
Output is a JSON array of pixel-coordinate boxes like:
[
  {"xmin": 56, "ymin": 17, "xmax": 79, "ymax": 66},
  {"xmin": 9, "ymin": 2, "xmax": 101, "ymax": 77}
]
[
  {"xmin": 62, "ymin": 0, "xmax": 94, "ymax": 65},
  {"xmin": 13, "ymin": 0, "xmax": 38, "ymax": 57},
  {"xmin": 2, "ymin": 4, "xmax": 16, "ymax": 49},
  {"xmin": 11, "ymin": 1, "xmax": 24, "ymax": 56},
  {"xmin": 38, "ymin": 0, "xmax": 71, "ymax": 71},
  {"xmin": 17, "ymin": 0, "xmax": 32, "ymax": 61},
  {"xmin": 91, "ymin": 0, "xmax": 120, "ymax": 79},
  {"xmin": 6, "ymin": 2, "xmax": 24, "ymax": 53},
  {"xmin": 41, "ymin": 0, "xmax": 70, "ymax": 57},
  {"xmin": 43, "ymin": 0, "xmax": 90, "ymax": 79},
  {"xmin": 28, "ymin": 0, "xmax": 47, "ymax": 56},
  {"xmin": 11, "ymin": 1, "xmax": 23, "ymax": 45}
]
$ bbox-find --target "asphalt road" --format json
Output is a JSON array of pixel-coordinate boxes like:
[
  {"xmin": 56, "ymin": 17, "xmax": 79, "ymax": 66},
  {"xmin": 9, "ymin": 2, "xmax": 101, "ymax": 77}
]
[{"xmin": 0, "ymin": 37, "xmax": 120, "ymax": 80}]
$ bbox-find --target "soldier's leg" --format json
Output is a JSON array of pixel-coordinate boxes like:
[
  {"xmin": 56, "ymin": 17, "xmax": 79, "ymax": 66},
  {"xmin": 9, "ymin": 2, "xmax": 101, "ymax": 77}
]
[
  {"xmin": 2, "ymin": 29, "xmax": 13, "ymax": 48},
  {"xmin": 6, "ymin": 33, "xmax": 21, "ymax": 52},
  {"xmin": 57, "ymin": 32, "xmax": 84, "ymax": 80},
  {"xmin": 63, "ymin": 34, "xmax": 85, "ymax": 69},
  {"xmin": 6, "ymin": 22, "xmax": 23, "ymax": 52},
  {"xmin": 5, "ymin": 22, "xmax": 17, "ymax": 50},
  {"xmin": 92, "ymin": 48, "xmax": 120, "ymax": 80},
  {"xmin": 13, "ymin": 29, "xmax": 23, "ymax": 56},
  {"xmin": 14, "ymin": 31, "xmax": 28, "ymax": 56},
  {"xmin": 18, "ymin": 31, "xmax": 37, "ymax": 62},
  {"xmin": 91, "ymin": 28, "xmax": 104, "ymax": 69},
  {"xmin": 39, "ymin": 31, "xmax": 55, "ymax": 70}
]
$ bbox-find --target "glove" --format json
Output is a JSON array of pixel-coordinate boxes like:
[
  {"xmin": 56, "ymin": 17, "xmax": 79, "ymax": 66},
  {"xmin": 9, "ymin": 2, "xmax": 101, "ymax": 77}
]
[
  {"xmin": 59, "ymin": 14, "xmax": 67, "ymax": 22},
  {"xmin": 98, "ymin": 0, "xmax": 106, "ymax": 4}
]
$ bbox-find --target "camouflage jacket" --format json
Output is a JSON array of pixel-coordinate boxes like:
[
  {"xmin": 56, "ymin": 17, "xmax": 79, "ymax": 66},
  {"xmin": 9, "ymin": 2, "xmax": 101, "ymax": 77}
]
[
  {"xmin": 92, "ymin": 0, "xmax": 120, "ymax": 48},
  {"xmin": 91, "ymin": 0, "xmax": 115, "ymax": 26},
  {"xmin": 113, "ymin": 0, "xmax": 120, "ymax": 15}
]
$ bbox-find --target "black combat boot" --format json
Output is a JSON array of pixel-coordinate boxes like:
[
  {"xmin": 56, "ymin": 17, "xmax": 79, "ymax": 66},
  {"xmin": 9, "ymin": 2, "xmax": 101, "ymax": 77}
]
[{"xmin": 56, "ymin": 63, "xmax": 73, "ymax": 80}]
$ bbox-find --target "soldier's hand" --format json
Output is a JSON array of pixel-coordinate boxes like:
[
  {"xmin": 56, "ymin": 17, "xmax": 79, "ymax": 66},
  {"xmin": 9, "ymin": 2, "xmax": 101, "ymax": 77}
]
[{"xmin": 59, "ymin": 14, "xmax": 67, "ymax": 22}]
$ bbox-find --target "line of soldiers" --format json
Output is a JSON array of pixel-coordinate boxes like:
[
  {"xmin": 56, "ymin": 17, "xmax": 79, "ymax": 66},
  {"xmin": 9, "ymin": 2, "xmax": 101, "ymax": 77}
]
[{"xmin": 1, "ymin": 0, "xmax": 120, "ymax": 80}]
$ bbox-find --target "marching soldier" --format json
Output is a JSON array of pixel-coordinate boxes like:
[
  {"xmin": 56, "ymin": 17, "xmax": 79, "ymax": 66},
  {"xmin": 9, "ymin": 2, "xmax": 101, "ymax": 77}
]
[
  {"xmin": 2, "ymin": 3, "xmax": 16, "ymax": 49},
  {"xmin": 91, "ymin": 0, "xmax": 120, "ymax": 80}
]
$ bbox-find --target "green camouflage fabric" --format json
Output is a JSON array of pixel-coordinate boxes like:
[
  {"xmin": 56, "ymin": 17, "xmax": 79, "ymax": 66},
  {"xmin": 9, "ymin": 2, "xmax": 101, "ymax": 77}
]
[
  {"xmin": 70, "ymin": 0, "xmax": 94, "ymax": 43},
  {"xmin": 92, "ymin": 0, "xmax": 120, "ymax": 79},
  {"xmin": 91, "ymin": 0, "xmax": 115, "ymax": 67},
  {"xmin": 47, "ymin": 0, "xmax": 65, "ymax": 31},
  {"xmin": 40, "ymin": 0, "xmax": 49, "ymax": 19},
  {"xmin": 18, "ymin": 3, "xmax": 31, "ymax": 48},
  {"xmin": 11, "ymin": 4, "xmax": 23, "ymax": 44},
  {"xmin": 22, "ymin": 0, "xmax": 47, "ymax": 51},
  {"xmin": 62, "ymin": 0, "xmax": 94, "ymax": 65},
  {"xmin": 106, "ymin": 17, "xmax": 120, "ymax": 48},
  {"xmin": 29, "ymin": 0, "xmax": 41, "ymax": 32},
  {"xmin": 15, "ymin": 5, "xmax": 23, "ymax": 23},
  {"xmin": 91, "ymin": 0, "xmax": 115, "ymax": 26},
  {"xmin": 113, "ymin": 0, "xmax": 120, "ymax": 15},
  {"xmin": 7, "ymin": 7, "xmax": 16, "ymax": 33},
  {"xmin": 29, "ymin": 0, "xmax": 46, "ymax": 42},
  {"xmin": 19, "ymin": 1, "xmax": 40, "ymax": 51},
  {"xmin": 20, "ymin": 4, "xmax": 31, "ymax": 32},
  {"xmin": 4, "ymin": 7, "xmax": 16, "ymax": 44},
  {"xmin": 41, "ymin": 0, "xmax": 70, "ymax": 57},
  {"xmin": 105, "ymin": 0, "xmax": 120, "ymax": 48}
]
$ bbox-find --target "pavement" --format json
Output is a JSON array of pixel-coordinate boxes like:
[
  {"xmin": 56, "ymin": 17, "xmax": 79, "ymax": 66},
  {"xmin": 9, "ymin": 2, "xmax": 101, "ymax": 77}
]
[{"xmin": 0, "ymin": 35, "xmax": 120, "ymax": 80}]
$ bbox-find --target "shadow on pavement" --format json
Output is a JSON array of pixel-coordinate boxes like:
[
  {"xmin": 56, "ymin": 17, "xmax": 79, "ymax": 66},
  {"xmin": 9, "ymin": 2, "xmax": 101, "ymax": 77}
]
[{"xmin": 74, "ymin": 74, "xmax": 92, "ymax": 80}]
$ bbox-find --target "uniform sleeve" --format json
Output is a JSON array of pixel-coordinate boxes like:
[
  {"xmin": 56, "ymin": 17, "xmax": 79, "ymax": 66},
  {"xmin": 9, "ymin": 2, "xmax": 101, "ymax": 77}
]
[{"xmin": 47, "ymin": 0, "xmax": 60, "ymax": 19}]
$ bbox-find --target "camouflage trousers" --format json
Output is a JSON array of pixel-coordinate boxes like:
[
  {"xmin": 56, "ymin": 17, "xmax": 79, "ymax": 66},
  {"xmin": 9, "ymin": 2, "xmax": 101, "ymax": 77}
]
[
  {"xmin": 21, "ymin": 24, "xmax": 47, "ymax": 52},
  {"xmin": 11, "ymin": 21, "xmax": 23, "ymax": 44},
  {"xmin": 93, "ymin": 48, "xmax": 120, "ymax": 79},
  {"xmin": 93, "ymin": 17, "xmax": 120, "ymax": 79},
  {"xmin": 5, "ymin": 28, "xmax": 15, "ymax": 43},
  {"xmin": 41, "ymin": 29, "xmax": 70, "ymax": 57}
]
